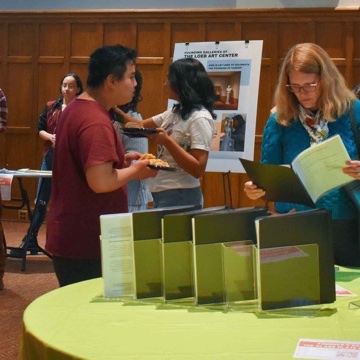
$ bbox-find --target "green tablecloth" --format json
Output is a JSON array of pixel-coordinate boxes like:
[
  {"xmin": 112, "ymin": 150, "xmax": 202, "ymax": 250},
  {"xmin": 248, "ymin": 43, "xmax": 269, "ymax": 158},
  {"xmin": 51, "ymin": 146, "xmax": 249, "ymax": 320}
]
[{"xmin": 20, "ymin": 267, "xmax": 360, "ymax": 360}]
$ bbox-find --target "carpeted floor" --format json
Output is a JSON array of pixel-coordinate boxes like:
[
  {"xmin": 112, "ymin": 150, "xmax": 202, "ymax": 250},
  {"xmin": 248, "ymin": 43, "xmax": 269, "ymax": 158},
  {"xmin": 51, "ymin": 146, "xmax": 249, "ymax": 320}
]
[{"xmin": 0, "ymin": 220, "xmax": 58, "ymax": 360}]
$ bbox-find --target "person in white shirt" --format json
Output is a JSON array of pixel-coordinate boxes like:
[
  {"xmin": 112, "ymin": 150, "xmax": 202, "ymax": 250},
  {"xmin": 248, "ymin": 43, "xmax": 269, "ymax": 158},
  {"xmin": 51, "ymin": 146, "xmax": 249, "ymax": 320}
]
[{"xmin": 115, "ymin": 57, "xmax": 216, "ymax": 209}]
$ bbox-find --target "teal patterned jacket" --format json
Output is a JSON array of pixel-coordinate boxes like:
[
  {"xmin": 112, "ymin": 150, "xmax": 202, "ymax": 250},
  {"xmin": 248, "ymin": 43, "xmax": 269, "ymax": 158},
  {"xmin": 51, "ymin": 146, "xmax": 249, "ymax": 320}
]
[{"xmin": 261, "ymin": 100, "xmax": 360, "ymax": 219}]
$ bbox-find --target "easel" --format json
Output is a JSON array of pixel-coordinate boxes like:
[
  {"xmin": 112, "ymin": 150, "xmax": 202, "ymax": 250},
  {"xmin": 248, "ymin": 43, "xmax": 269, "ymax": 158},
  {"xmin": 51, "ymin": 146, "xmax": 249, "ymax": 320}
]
[{"xmin": 222, "ymin": 171, "xmax": 234, "ymax": 209}]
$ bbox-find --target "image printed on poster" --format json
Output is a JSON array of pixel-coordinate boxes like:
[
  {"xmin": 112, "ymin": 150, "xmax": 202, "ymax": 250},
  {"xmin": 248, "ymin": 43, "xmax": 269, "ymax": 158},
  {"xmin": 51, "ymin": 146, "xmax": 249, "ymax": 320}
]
[{"xmin": 171, "ymin": 40, "xmax": 263, "ymax": 173}]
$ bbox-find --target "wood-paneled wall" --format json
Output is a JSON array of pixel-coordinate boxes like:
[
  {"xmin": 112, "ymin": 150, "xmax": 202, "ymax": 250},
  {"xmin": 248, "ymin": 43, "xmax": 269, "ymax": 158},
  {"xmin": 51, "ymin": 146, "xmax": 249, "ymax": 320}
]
[{"xmin": 0, "ymin": 8, "xmax": 359, "ymax": 218}]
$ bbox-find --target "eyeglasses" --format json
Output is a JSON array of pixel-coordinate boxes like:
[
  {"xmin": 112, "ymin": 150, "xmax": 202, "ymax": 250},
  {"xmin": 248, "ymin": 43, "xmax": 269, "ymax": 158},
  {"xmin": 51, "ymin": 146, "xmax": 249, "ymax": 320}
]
[
  {"xmin": 286, "ymin": 82, "xmax": 319, "ymax": 94},
  {"xmin": 61, "ymin": 84, "xmax": 78, "ymax": 90}
]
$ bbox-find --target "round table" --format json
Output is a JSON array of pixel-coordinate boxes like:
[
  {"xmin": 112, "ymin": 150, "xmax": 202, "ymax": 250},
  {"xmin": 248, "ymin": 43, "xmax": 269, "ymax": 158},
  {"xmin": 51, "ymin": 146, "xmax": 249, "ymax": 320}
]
[{"xmin": 20, "ymin": 267, "xmax": 360, "ymax": 359}]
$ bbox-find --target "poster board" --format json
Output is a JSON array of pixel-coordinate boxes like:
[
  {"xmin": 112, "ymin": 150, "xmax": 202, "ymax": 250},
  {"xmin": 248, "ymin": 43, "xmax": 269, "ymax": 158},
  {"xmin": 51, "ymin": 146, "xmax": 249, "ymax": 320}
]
[{"xmin": 172, "ymin": 40, "xmax": 263, "ymax": 173}]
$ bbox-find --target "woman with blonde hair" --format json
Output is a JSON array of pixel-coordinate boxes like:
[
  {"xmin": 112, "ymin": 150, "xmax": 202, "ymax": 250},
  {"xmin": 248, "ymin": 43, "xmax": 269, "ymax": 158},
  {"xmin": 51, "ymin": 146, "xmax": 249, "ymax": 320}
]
[
  {"xmin": 275, "ymin": 43, "xmax": 356, "ymax": 124},
  {"xmin": 244, "ymin": 42, "xmax": 360, "ymax": 266}
]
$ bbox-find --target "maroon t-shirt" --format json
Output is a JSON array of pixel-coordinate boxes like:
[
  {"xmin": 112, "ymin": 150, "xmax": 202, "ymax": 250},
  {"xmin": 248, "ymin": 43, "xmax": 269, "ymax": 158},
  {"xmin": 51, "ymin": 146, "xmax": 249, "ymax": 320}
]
[{"xmin": 46, "ymin": 98, "xmax": 128, "ymax": 259}]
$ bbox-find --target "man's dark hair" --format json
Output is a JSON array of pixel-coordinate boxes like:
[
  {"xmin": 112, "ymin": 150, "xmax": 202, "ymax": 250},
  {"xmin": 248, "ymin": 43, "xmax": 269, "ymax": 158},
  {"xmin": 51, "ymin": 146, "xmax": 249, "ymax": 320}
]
[{"xmin": 87, "ymin": 45, "xmax": 137, "ymax": 88}]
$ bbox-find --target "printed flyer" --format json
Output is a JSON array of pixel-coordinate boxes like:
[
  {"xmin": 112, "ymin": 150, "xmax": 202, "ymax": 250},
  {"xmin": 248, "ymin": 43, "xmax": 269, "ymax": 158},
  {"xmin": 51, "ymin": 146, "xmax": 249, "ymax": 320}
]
[{"xmin": 172, "ymin": 40, "xmax": 263, "ymax": 173}]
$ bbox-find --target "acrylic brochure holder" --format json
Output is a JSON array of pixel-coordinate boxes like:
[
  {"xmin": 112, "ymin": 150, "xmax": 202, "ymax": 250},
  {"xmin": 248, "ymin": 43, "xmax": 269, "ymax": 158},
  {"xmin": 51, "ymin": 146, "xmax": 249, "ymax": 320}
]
[
  {"xmin": 191, "ymin": 207, "xmax": 268, "ymax": 305},
  {"xmin": 132, "ymin": 206, "xmax": 196, "ymax": 299},
  {"xmin": 257, "ymin": 244, "xmax": 320, "ymax": 311},
  {"xmin": 162, "ymin": 206, "xmax": 226, "ymax": 302},
  {"xmin": 255, "ymin": 208, "xmax": 335, "ymax": 311},
  {"xmin": 132, "ymin": 210, "xmax": 164, "ymax": 299},
  {"xmin": 222, "ymin": 241, "xmax": 257, "ymax": 303},
  {"xmin": 100, "ymin": 206, "xmax": 334, "ymax": 311},
  {"xmin": 100, "ymin": 205, "xmax": 195, "ymax": 300},
  {"xmin": 194, "ymin": 240, "xmax": 257, "ymax": 305}
]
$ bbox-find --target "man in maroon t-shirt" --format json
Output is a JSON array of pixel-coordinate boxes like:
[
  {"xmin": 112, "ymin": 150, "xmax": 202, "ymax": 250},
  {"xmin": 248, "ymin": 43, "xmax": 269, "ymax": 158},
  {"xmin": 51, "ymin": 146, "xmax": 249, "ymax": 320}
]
[{"xmin": 46, "ymin": 45, "xmax": 157, "ymax": 287}]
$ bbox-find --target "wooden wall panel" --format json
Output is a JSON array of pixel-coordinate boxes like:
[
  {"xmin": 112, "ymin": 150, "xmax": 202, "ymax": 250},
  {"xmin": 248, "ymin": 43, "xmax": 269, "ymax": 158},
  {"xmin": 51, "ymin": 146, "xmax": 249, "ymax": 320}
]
[
  {"xmin": 136, "ymin": 63, "xmax": 167, "ymax": 155},
  {"xmin": 6, "ymin": 134, "xmax": 35, "ymax": 169},
  {"xmin": 256, "ymin": 64, "xmax": 273, "ymax": 137},
  {"xmin": 352, "ymin": 22, "xmax": 360, "ymax": 89},
  {"xmin": 354, "ymin": 22, "xmax": 360, "ymax": 60},
  {"xmin": 137, "ymin": 23, "xmax": 166, "ymax": 57},
  {"xmin": 205, "ymin": 22, "xmax": 241, "ymax": 42},
  {"xmin": 354, "ymin": 67, "xmax": 360, "ymax": 89},
  {"xmin": 316, "ymin": 22, "xmax": 347, "ymax": 58},
  {"xmin": 171, "ymin": 23, "xmax": 205, "ymax": 55},
  {"xmin": 69, "ymin": 64, "xmax": 88, "ymax": 89},
  {"xmin": 70, "ymin": 24, "xmax": 103, "ymax": 57},
  {"xmin": 0, "ymin": 22, "xmax": 8, "ymax": 169},
  {"xmin": 137, "ymin": 64, "xmax": 166, "ymax": 118},
  {"xmin": 8, "ymin": 24, "xmax": 34, "ymax": 57},
  {"xmin": 242, "ymin": 22, "xmax": 278, "ymax": 133},
  {"xmin": 278, "ymin": 22, "xmax": 315, "ymax": 57},
  {"xmin": 0, "ymin": 8, "xmax": 359, "ymax": 217},
  {"xmin": 7, "ymin": 63, "xmax": 33, "ymax": 129},
  {"xmin": 242, "ymin": 22, "xmax": 275, "ymax": 57},
  {"xmin": 104, "ymin": 23, "xmax": 136, "ymax": 47},
  {"xmin": 37, "ymin": 64, "xmax": 66, "ymax": 112},
  {"xmin": 0, "ymin": 23, "xmax": 5, "ymax": 64},
  {"xmin": 336, "ymin": 65, "xmax": 347, "ymax": 83},
  {"xmin": 39, "ymin": 24, "xmax": 66, "ymax": 56}
]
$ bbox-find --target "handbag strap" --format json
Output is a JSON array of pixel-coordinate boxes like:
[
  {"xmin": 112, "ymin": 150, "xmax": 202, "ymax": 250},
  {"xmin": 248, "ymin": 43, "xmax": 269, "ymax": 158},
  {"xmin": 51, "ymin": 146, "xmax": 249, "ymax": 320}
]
[{"xmin": 349, "ymin": 101, "xmax": 360, "ymax": 159}]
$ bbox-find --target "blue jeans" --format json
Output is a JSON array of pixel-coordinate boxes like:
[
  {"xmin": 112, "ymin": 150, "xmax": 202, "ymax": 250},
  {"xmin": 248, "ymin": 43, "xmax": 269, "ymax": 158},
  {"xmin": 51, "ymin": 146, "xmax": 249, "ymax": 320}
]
[
  {"xmin": 128, "ymin": 204, "xmax": 149, "ymax": 212},
  {"xmin": 27, "ymin": 148, "xmax": 53, "ymax": 243},
  {"xmin": 151, "ymin": 187, "xmax": 203, "ymax": 209}
]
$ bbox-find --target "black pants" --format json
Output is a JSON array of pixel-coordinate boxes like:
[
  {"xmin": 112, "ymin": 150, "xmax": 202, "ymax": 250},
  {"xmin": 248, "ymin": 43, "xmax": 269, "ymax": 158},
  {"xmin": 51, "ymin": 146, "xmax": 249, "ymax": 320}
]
[
  {"xmin": 332, "ymin": 219, "xmax": 360, "ymax": 267},
  {"xmin": 52, "ymin": 256, "xmax": 102, "ymax": 287}
]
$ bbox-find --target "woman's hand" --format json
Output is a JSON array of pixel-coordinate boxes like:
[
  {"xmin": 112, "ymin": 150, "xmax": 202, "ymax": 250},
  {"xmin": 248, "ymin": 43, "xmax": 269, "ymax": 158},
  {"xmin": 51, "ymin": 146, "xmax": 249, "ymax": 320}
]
[
  {"xmin": 244, "ymin": 181, "xmax": 266, "ymax": 200},
  {"xmin": 342, "ymin": 160, "xmax": 360, "ymax": 179},
  {"xmin": 39, "ymin": 130, "xmax": 55, "ymax": 147},
  {"xmin": 148, "ymin": 128, "xmax": 171, "ymax": 145}
]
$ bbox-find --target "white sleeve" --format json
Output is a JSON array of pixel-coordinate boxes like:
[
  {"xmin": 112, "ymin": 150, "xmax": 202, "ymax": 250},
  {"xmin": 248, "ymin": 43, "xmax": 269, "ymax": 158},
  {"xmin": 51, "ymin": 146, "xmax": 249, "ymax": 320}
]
[{"xmin": 152, "ymin": 110, "xmax": 169, "ymax": 127}]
